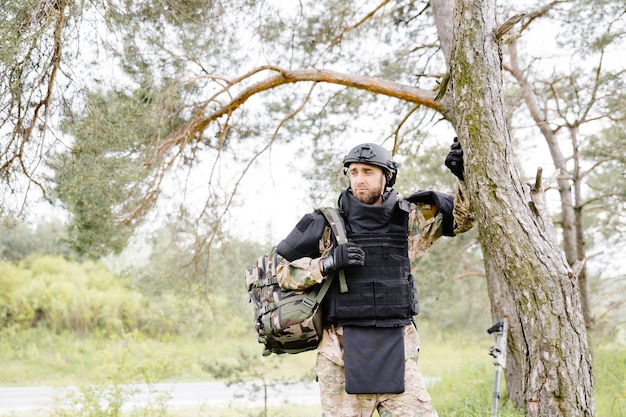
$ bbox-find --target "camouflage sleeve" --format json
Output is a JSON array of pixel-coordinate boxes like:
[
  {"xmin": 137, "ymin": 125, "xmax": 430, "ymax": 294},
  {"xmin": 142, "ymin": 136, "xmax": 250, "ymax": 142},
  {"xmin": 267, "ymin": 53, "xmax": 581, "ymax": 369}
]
[
  {"xmin": 407, "ymin": 181, "xmax": 474, "ymax": 267},
  {"xmin": 276, "ymin": 257, "xmax": 326, "ymax": 290},
  {"xmin": 275, "ymin": 225, "xmax": 333, "ymax": 291},
  {"xmin": 452, "ymin": 181, "xmax": 475, "ymax": 235},
  {"xmin": 407, "ymin": 201, "xmax": 443, "ymax": 267}
]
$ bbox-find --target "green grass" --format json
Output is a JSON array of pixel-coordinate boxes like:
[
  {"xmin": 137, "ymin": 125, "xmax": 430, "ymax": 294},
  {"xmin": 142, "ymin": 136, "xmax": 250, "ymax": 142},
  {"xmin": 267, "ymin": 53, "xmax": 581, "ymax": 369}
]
[
  {"xmin": 416, "ymin": 330, "xmax": 522, "ymax": 417},
  {"xmin": 594, "ymin": 345, "xmax": 626, "ymax": 417},
  {"xmin": 0, "ymin": 327, "xmax": 624, "ymax": 417},
  {"xmin": 0, "ymin": 327, "xmax": 317, "ymax": 386}
]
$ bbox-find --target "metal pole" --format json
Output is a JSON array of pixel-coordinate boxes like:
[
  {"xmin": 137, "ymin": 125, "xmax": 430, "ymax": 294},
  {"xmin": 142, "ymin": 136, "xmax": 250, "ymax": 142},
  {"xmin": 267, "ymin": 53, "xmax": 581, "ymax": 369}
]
[
  {"xmin": 487, "ymin": 318, "xmax": 508, "ymax": 417},
  {"xmin": 492, "ymin": 365, "xmax": 501, "ymax": 417}
]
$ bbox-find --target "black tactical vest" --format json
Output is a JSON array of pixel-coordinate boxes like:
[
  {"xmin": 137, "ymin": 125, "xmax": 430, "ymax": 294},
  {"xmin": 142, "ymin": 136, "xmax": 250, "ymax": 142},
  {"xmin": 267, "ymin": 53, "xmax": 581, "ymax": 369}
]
[{"xmin": 322, "ymin": 190, "xmax": 419, "ymax": 327}]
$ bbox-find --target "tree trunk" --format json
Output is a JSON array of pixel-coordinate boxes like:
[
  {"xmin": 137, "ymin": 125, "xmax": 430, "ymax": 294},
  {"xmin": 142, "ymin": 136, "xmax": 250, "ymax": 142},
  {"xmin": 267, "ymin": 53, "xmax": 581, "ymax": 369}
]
[
  {"xmin": 507, "ymin": 41, "xmax": 593, "ymax": 330},
  {"xmin": 449, "ymin": 0, "xmax": 595, "ymax": 415}
]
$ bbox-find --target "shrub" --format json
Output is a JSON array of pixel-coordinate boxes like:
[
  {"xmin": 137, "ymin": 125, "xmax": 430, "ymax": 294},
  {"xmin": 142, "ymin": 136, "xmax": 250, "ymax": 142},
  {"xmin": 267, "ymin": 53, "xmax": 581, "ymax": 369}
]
[{"xmin": 0, "ymin": 256, "xmax": 163, "ymax": 336}]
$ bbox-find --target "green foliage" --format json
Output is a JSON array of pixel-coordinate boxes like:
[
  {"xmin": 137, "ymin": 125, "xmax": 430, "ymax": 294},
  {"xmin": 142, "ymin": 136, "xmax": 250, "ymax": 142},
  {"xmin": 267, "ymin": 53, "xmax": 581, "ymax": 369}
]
[
  {"xmin": 1, "ymin": 217, "xmax": 70, "ymax": 261},
  {"xmin": 104, "ymin": 0, "xmax": 244, "ymax": 79},
  {"xmin": 0, "ymin": 327, "xmax": 105, "ymax": 384},
  {"xmin": 0, "ymin": 242, "xmax": 267, "ymax": 341},
  {"xmin": 51, "ymin": 83, "xmax": 188, "ymax": 258},
  {"xmin": 0, "ymin": 0, "xmax": 65, "ymax": 78},
  {"xmin": 416, "ymin": 333, "xmax": 523, "ymax": 416},
  {"xmin": 584, "ymin": 126, "xmax": 626, "ymax": 237},
  {"xmin": 431, "ymin": 363, "xmax": 523, "ymax": 417},
  {"xmin": 0, "ymin": 327, "xmax": 219, "ymax": 386},
  {"xmin": 412, "ymin": 229, "xmax": 489, "ymax": 333},
  {"xmin": 0, "ymin": 256, "xmax": 175, "ymax": 335},
  {"xmin": 128, "ymin": 224, "xmax": 265, "ymax": 337},
  {"xmin": 394, "ymin": 136, "xmax": 459, "ymax": 195},
  {"xmin": 0, "ymin": 0, "xmax": 77, "ymax": 204},
  {"xmin": 594, "ymin": 344, "xmax": 626, "ymax": 417},
  {"xmin": 51, "ymin": 331, "xmax": 172, "ymax": 417}
]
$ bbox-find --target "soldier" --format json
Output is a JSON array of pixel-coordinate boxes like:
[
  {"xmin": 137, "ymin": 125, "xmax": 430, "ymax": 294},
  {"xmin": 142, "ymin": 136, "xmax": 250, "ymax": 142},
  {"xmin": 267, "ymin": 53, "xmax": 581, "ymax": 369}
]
[{"xmin": 275, "ymin": 140, "xmax": 474, "ymax": 417}]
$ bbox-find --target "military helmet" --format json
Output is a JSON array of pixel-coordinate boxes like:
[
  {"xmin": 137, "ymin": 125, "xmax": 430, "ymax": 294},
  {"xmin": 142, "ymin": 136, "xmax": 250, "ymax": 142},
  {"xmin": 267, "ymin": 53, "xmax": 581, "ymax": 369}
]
[{"xmin": 343, "ymin": 143, "xmax": 399, "ymax": 187}]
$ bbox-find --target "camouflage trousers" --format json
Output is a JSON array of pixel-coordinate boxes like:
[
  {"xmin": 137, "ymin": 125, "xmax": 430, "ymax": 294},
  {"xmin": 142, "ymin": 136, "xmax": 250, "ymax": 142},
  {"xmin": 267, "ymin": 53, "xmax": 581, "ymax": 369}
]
[{"xmin": 316, "ymin": 353, "xmax": 439, "ymax": 417}]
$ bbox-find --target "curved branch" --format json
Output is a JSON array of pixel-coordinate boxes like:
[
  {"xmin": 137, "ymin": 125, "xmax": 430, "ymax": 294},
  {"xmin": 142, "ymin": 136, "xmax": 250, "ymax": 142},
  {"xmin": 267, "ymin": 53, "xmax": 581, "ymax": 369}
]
[
  {"xmin": 205, "ymin": 68, "xmax": 441, "ymax": 126},
  {"xmin": 150, "ymin": 67, "xmax": 443, "ymax": 165},
  {"xmin": 191, "ymin": 83, "xmax": 318, "ymax": 266},
  {"xmin": 520, "ymin": 1, "xmax": 566, "ymax": 33},
  {"xmin": 579, "ymin": 192, "xmax": 626, "ymax": 210},
  {"xmin": 392, "ymin": 104, "xmax": 421, "ymax": 154},
  {"xmin": 326, "ymin": 0, "xmax": 391, "ymax": 48},
  {"xmin": 312, "ymin": 0, "xmax": 392, "ymax": 66}
]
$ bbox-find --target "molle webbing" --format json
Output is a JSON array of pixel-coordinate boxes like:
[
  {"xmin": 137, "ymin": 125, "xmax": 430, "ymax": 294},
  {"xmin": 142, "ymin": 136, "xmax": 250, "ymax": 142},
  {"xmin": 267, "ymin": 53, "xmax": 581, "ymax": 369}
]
[{"xmin": 323, "ymin": 232, "xmax": 413, "ymax": 327}]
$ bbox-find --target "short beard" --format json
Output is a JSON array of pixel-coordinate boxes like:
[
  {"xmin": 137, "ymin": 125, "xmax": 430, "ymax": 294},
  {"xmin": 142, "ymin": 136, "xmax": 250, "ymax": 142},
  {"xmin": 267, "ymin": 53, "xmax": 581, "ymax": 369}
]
[{"xmin": 354, "ymin": 187, "xmax": 383, "ymax": 205}]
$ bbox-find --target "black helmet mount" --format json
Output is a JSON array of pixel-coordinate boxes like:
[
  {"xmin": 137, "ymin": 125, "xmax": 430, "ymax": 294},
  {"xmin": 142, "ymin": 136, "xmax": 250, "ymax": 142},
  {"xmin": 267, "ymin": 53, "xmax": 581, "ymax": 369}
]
[{"xmin": 343, "ymin": 143, "xmax": 399, "ymax": 187}]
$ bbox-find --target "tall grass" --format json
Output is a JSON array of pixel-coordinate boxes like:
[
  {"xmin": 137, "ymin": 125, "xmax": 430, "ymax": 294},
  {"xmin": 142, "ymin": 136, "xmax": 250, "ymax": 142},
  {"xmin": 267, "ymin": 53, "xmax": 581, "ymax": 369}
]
[{"xmin": 2, "ymin": 327, "xmax": 623, "ymax": 416}]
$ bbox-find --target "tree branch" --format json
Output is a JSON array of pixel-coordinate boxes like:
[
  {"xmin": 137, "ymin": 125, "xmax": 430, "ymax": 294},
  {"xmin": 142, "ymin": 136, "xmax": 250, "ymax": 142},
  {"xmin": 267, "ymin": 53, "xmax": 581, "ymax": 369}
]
[
  {"xmin": 190, "ymin": 83, "xmax": 317, "ymax": 269},
  {"xmin": 328, "ymin": 0, "xmax": 391, "ymax": 47},
  {"xmin": 149, "ymin": 67, "xmax": 443, "ymax": 165},
  {"xmin": 520, "ymin": 1, "xmax": 566, "ymax": 32}
]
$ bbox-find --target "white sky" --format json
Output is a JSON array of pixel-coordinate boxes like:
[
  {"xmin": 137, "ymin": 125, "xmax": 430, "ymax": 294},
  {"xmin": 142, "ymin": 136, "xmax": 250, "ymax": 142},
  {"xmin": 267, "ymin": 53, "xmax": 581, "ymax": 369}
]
[{"xmin": 16, "ymin": 1, "xmax": 625, "ymax": 278}]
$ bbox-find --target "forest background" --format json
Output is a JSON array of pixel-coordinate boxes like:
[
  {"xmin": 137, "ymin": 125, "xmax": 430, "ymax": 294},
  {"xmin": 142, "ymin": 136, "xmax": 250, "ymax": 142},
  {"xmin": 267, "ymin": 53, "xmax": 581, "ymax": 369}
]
[{"xmin": 1, "ymin": 0, "xmax": 625, "ymax": 416}]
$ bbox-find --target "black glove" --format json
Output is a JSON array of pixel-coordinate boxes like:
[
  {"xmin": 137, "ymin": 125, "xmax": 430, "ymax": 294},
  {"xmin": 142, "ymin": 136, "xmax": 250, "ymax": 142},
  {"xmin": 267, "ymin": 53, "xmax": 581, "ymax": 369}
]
[
  {"xmin": 445, "ymin": 137, "xmax": 465, "ymax": 181},
  {"xmin": 320, "ymin": 242, "xmax": 365, "ymax": 276}
]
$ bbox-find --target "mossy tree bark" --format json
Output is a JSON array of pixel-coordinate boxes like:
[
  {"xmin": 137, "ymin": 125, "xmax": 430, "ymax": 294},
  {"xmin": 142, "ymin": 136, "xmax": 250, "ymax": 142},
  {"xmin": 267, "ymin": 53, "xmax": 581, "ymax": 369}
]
[{"xmin": 449, "ymin": 0, "xmax": 595, "ymax": 415}]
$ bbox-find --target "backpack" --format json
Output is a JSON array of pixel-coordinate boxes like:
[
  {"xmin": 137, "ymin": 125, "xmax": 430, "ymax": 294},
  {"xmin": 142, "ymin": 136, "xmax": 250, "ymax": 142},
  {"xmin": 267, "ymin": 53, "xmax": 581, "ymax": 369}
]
[{"xmin": 245, "ymin": 207, "xmax": 347, "ymax": 356}]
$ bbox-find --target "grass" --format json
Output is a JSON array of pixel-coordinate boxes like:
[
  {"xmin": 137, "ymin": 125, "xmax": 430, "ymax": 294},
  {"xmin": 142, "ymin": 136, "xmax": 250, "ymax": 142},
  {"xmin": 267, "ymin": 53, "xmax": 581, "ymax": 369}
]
[
  {"xmin": 418, "ymin": 331, "xmax": 523, "ymax": 417},
  {"xmin": 0, "ymin": 327, "xmax": 624, "ymax": 416},
  {"xmin": 594, "ymin": 345, "xmax": 626, "ymax": 417},
  {"xmin": 0, "ymin": 328, "xmax": 317, "ymax": 387}
]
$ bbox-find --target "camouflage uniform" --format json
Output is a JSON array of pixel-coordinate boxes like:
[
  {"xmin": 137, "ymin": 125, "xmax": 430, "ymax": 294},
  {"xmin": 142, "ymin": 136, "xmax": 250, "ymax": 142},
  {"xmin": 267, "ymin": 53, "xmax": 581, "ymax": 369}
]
[{"xmin": 276, "ymin": 182, "xmax": 474, "ymax": 417}]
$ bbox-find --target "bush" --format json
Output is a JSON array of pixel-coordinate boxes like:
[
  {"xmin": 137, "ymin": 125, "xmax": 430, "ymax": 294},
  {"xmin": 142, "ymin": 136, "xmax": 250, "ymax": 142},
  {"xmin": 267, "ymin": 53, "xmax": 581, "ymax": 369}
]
[{"xmin": 0, "ymin": 256, "xmax": 170, "ymax": 336}]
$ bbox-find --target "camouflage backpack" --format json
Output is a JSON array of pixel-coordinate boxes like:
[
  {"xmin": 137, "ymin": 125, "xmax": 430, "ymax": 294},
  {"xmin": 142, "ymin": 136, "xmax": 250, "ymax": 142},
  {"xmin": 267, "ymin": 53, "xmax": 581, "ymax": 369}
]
[{"xmin": 245, "ymin": 207, "xmax": 347, "ymax": 356}]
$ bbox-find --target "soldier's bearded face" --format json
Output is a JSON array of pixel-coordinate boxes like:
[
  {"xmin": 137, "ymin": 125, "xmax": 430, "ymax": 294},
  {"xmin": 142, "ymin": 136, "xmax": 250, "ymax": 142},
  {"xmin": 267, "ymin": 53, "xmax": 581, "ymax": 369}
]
[{"xmin": 347, "ymin": 163, "xmax": 385, "ymax": 205}]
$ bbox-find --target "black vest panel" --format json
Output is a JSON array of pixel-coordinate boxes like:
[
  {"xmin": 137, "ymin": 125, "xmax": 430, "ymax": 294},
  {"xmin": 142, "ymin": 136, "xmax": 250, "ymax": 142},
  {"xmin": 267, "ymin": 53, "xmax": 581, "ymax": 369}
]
[{"xmin": 322, "ymin": 190, "xmax": 418, "ymax": 327}]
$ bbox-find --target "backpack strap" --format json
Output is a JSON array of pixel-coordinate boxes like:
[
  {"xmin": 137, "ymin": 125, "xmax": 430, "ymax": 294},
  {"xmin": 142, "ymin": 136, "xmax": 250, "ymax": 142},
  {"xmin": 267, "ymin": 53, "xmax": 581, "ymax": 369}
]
[
  {"xmin": 262, "ymin": 207, "xmax": 348, "ymax": 318},
  {"xmin": 317, "ymin": 207, "xmax": 349, "ymax": 294}
]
